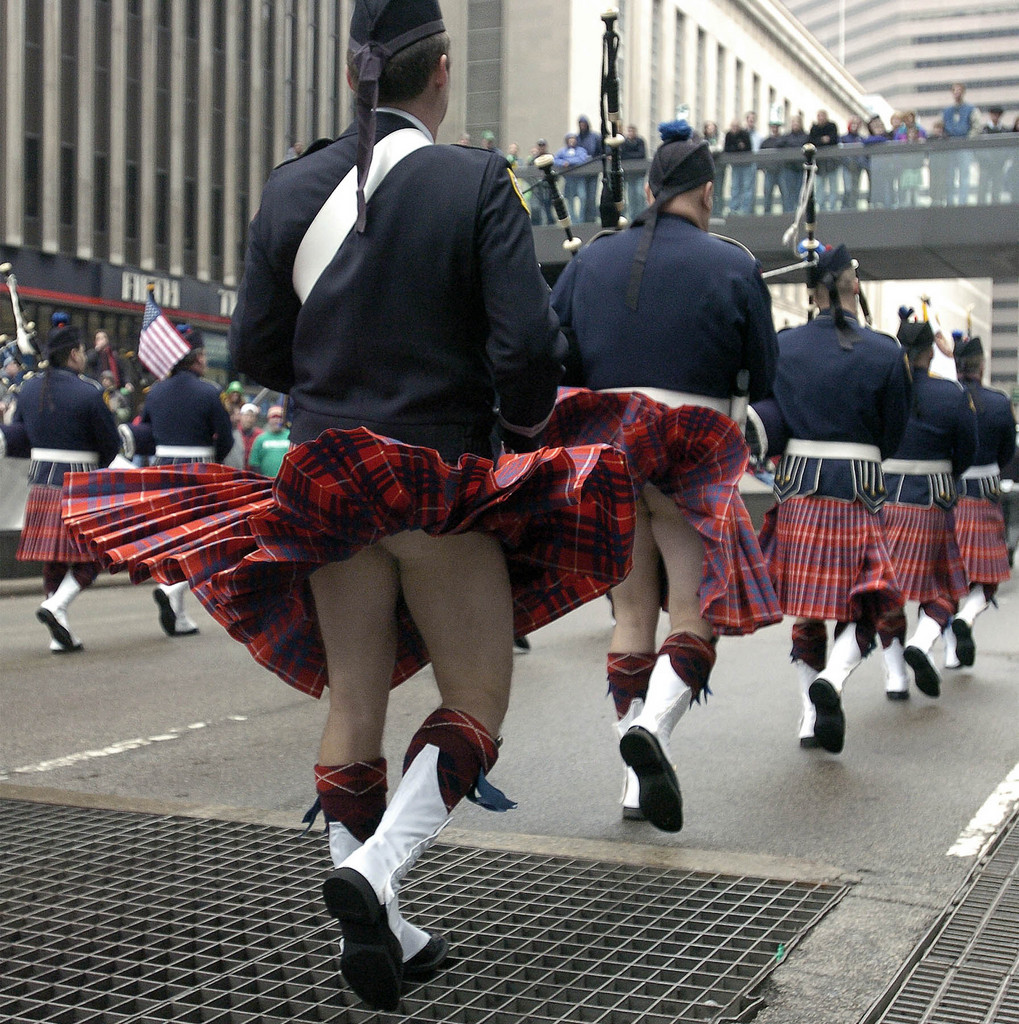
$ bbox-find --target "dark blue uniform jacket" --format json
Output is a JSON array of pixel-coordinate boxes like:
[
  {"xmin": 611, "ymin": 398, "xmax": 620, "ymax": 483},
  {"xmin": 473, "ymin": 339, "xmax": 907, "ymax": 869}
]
[
  {"xmin": 762, "ymin": 311, "xmax": 912, "ymax": 504},
  {"xmin": 14, "ymin": 368, "xmax": 120, "ymax": 484},
  {"xmin": 960, "ymin": 379, "xmax": 1016, "ymax": 499},
  {"xmin": 141, "ymin": 371, "xmax": 235, "ymax": 463},
  {"xmin": 884, "ymin": 372, "xmax": 977, "ymax": 508},
  {"xmin": 230, "ymin": 112, "xmax": 565, "ymax": 459},
  {"xmin": 551, "ymin": 214, "xmax": 777, "ymax": 401}
]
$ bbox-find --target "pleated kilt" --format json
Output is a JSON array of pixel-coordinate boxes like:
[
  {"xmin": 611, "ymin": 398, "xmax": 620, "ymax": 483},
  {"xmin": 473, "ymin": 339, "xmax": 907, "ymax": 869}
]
[
  {"xmin": 882, "ymin": 502, "xmax": 968, "ymax": 604},
  {"xmin": 63, "ymin": 426, "xmax": 636, "ymax": 698},
  {"xmin": 544, "ymin": 388, "xmax": 783, "ymax": 635},
  {"xmin": 759, "ymin": 495, "xmax": 902, "ymax": 622},
  {"xmin": 953, "ymin": 496, "xmax": 1011, "ymax": 585},
  {"xmin": 16, "ymin": 484, "xmax": 96, "ymax": 564}
]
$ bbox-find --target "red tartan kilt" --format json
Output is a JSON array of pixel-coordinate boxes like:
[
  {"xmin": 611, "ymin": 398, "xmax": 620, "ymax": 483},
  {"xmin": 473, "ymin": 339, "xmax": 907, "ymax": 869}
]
[
  {"xmin": 882, "ymin": 503, "xmax": 968, "ymax": 604},
  {"xmin": 759, "ymin": 496, "xmax": 902, "ymax": 621},
  {"xmin": 953, "ymin": 496, "xmax": 1010, "ymax": 585},
  {"xmin": 63, "ymin": 428, "xmax": 636, "ymax": 698},
  {"xmin": 545, "ymin": 388, "xmax": 782, "ymax": 635},
  {"xmin": 16, "ymin": 485, "xmax": 96, "ymax": 564}
]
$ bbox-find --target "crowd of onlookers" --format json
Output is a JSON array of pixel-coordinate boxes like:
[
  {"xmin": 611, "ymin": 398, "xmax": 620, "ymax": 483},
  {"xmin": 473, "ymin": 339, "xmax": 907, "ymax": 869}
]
[
  {"xmin": 1, "ymin": 327, "xmax": 289, "ymax": 477},
  {"xmin": 461, "ymin": 84, "xmax": 1016, "ymax": 223},
  {"xmin": 710, "ymin": 85, "xmax": 1017, "ymax": 215}
]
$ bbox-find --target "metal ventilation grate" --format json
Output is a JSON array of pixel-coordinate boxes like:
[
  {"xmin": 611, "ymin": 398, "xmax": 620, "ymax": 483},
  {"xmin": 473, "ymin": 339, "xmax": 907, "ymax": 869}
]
[
  {"xmin": 862, "ymin": 808, "xmax": 1019, "ymax": 1024},
  {"xmin": 1, "ymin": 798, "xmax": 846, "ymax": 1023}
]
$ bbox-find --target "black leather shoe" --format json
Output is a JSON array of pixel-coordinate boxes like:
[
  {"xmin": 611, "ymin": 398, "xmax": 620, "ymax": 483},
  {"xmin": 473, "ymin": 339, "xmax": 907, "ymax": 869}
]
[
  {"xmin": 808, "ymin": 679, "xmax": 845, "ymax": 753},
  {"xmin": 403, "ymin": 934, "xmax": 449, "ymax": 981},
  {"xmin": 37, "ymin": 608, "xmax": 83, "ymax": 652},
  {"xmin": 619, "ymin": 727, "xmax": 683, "ymax": 832},
  {"xmin": 951, "ymin": 619, "xmax": 975, "ymax": 667},
  {"xmin": 323, "ymin": 868, "xmax": 402, "ymax": 1011},
  {"xmin": 153, "ymin": 589, "xmax": 177, "ymax": 637},
  {"xmin": 904, "ymin": 646, "xmax": 940, "ymax": 698}
]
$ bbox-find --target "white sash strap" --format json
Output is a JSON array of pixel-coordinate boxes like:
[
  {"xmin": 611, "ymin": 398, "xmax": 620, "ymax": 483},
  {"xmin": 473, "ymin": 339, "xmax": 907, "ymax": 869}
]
[
  {"xmin": 785, "ymin": 439, "xmax": 881, "ymax": 462},
  {"xmin": 31, "ymin": 448, "xmax": 99, "ymax": 465},
  {"xmin": 155, "ymin": 445, "xmax": 215, "ymax": 459},
  {"xmin": 962, "ymin": 463, "xmax": 1000, "ymax": 480},
  {"xmin": 292, "ymin": 128, "xmax": 431, "ymax": 304},
  {"xmin": 599, "ymin": 387, "xmax": 732, "ymax": 415},
  {"xmin": 882, "ymin": 458, "xmax": 953, "ymax": 475}
]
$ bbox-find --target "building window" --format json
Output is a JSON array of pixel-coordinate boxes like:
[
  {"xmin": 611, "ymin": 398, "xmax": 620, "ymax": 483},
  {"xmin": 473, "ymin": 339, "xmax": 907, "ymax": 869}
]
[
  {"xmin": 125, "ymin": 162, "xmax": 138, "ymax": 241},
  {"xmin": 24, "ymin": 136, "xmax": 41, "ymax": 221},
  {"xmin": 156, "ymin": 171, "xmax": 169, "ymax": 246},
  {"xmin": 94, "ymin": 153, "xmax": 108, "ymax": 234},
  {"xmin": 60, "ymin": 145, "xmax": 76, "ymax": 227}
]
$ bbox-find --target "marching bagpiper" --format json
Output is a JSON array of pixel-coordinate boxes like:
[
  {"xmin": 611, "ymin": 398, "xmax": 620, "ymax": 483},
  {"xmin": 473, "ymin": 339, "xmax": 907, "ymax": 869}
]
[
  {"xmin": 877, "ymin": 312, "xmax": 977, "ymax": 698},
  {"xmin": 946, "ymin": 335, "xmax": 1017, "ymax": 668},
  {"xmin": 753, "ymin": 244, "xmax": 912, "ymax": 754}
]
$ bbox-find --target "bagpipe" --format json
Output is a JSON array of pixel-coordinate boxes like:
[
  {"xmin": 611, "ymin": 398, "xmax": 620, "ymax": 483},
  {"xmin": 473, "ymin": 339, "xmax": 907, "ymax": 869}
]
[
  {"xmin": 596, "ymin": 8, "xmax": 627, "ymax": 232},
  {"xmin": 539, "ymin": 8, "xmax": 628, "ymax": 256},
  {"xmin": 759, "ymin": 143, "xmax": 872, "ymax": 327},
  {"xmin": 0, "ymin": 262, "xmax": 39, "ymax": 360}
]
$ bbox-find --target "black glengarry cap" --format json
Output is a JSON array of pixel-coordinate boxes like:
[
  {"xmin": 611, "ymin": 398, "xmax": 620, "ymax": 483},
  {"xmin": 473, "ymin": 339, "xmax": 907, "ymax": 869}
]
[{"xmin": 349, "ymin": 0, "xmax": 445, "ymax": 233}]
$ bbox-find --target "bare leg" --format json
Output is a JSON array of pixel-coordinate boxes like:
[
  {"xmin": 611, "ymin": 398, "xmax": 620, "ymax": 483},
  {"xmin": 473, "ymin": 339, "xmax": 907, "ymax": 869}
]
[
  {"xmin": 383, "ymin": 530, "xmax": 513, "ymax": 738},
  {"xmin": 311, "ymin": 545, "xmax": 401, "ymax": 766},
  {"xmin": 643, "ymin": 484, "xmax": 712, "ymax": 642},
  {"xmin": 609, "ymin": 485, "xmax": 711, "ymax": 649}
]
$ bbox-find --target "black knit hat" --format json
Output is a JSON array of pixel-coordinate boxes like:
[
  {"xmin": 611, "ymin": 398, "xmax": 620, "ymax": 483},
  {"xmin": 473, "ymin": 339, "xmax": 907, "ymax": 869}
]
[
  {"xmin": 349, "ymin": 0, "xmax": 446, "ymax": 233},
  {"xmin": 955, "ymin": 335, "xmax": 984, "ymax": 361},
  {"xmin": 646, "ymin": 121, "xmax": 715, "ymax": 200},
  {"xmin": 44, "ymin": 324, "xmax": 81, "ymax": 359},
  {"xmin": 626, "ymin": 120, "xmax": 714, "ymax": 309},
  {"xmin": 896, "ymin": 309, "xmax": 934, "ymax": 352},
  {"xmin": 805, "ymin": 244, "xmax": 853, "ymax": 289}
]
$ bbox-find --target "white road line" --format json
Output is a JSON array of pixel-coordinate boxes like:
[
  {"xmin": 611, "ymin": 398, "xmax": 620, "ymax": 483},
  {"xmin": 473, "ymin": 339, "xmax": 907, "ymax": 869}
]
[
  {"xmin": 947, "ymin": 761, "xmax": 1019, "ymax": 858},
  {"xmin": 0, "ymin": 715, "xmax": 248, "ymax": 781}
]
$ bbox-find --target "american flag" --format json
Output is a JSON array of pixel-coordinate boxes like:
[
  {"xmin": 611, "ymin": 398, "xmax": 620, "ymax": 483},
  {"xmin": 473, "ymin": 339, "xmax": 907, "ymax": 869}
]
[{"xmin": 138, "ymin": 290, "xmax": 191, "ymax": 379}]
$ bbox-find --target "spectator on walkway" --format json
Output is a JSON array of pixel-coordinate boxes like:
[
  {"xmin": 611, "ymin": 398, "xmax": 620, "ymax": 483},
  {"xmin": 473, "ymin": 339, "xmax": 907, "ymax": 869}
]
[
  {"xmin": 554, "ymin": 133, "xmax": 591, "ymax": 222},
  {"xmin": 759, "ymin": 117, "xmax": 785, "ymax": 213},
  {"xmin": 840, "ymin": 116, "xmax": 867, "ymax": 210},
  {"xmin": 778, "ymin": 115, "xmax": 809, "ymax": 214},
  {"xmin": 575, "ymin": 115, "xmax": 603, "ymax": 222},
  {"xmin": 979, "ymin": 105, "xmax": 1010, "ymax": 203},
  {"xmin": 526, "ymin": 139, "xmax": 555, "ymax": 226},
  {"xmin": 898, "ymin": 123, "xmax": 926, "ymax": 206},
  {"xmin": 863, "ymin": 115, "xmax": 895, "ymax": 208},
  {"xmin": 893, "ymin": 110, "xmax": 927, "ymax": 141},
  {"xmin": 808, "ymin": 109, "xmax": 841, "ymax": 211},
  {"xmin": 724, "ymin": 119, "xmax": 754, "ymax": 215},
  {"xmin": 701, "ymin": 121, "xmax": 723, "ymax": 153},
  {"xmin": 942, "ymin": 83, "xmax": 981, "ymax": 205},
  {"xmin": 746, "ymin": 111, "xmax": 763, "ymax": 152},
  {"xmin": 620, "ymin": 124, "xmax": 648, "ymax": 218}
]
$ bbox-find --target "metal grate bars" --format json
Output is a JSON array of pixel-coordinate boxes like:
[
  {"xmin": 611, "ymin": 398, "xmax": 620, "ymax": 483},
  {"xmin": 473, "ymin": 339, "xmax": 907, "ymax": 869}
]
[{"xmin": 1, "ymin": 798, "xmax": 845, "ymax": 1024}]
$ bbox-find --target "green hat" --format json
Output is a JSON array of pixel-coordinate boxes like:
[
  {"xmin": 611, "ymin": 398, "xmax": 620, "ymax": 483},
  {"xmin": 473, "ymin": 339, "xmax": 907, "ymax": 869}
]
[{"xmin": 227, "ymin": 381, "xmax": 244, "ymax": 394}]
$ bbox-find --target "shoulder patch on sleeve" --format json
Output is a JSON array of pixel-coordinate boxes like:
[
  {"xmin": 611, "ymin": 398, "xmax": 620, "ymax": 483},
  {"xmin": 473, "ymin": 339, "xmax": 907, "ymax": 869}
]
[{"xmin": 507, "ymin": 167, "xmax": 528, "ymax": 212}]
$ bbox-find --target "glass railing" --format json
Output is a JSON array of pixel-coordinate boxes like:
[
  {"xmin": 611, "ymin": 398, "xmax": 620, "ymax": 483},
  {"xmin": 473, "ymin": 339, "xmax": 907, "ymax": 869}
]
[{"xmin": 513, "ymin": 134, "xmax": 1019, "ymax": 225}]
